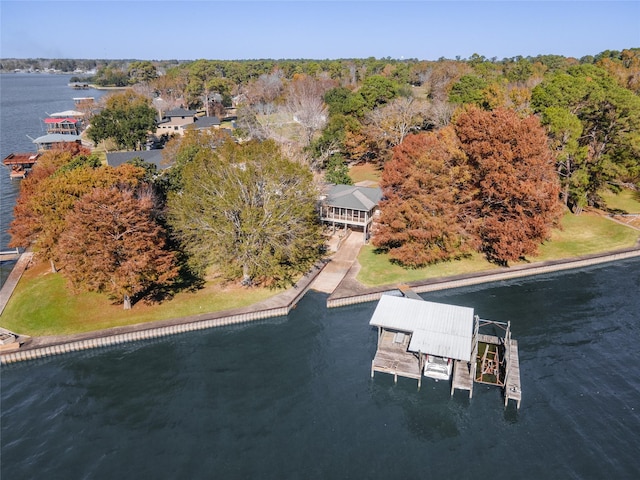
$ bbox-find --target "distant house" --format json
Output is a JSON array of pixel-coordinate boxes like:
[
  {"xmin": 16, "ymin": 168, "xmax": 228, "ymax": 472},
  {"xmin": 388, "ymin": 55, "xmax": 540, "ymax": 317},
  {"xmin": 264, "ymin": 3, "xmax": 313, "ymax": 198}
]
[
  {"xmin": 155, "ymin": 108, "xmax": 197, "ymax": 137},
  {"xmin": 44, "ymin": 117, "xmax": 82, "ymax": 135},
  {"xmin": 320, "ymin": 184, "xmax": 383, "ymax": 242},
  {"xmin": 105, "ymin": 150, "xmax": 169, "ymax": 170},
  {"xmin": 32, "ymin": 134, "xmax": 82, "ymax": 151},
  {"xmin": 156, "ymin": 108, "xmax": 222, "ymax": 137}
]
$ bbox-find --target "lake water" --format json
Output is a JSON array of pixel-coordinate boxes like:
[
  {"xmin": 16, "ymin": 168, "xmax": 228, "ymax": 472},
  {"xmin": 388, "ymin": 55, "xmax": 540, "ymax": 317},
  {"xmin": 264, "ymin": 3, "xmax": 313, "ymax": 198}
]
[
  {"xmin": 0, "ymin": 73, "xmax": 106, "ymax": 287},
  {"xmin": 2, "ymin": 74, "xmax": 639, "ymax": 480},
  {"xmin": 2, "ymin": 257, "xmax": 640, "ymax": 479}
]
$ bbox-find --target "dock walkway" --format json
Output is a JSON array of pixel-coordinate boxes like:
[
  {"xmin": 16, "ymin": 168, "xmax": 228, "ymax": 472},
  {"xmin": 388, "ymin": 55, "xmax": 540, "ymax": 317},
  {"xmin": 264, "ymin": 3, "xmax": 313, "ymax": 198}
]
[
  {"xmin": 451, "ymin": 360, "xmax": 474, "ymax": 397},
  {"xmin": 0, "ymin": 252, "xmax": 32, "ymax": 317},
  {"xmin": 504, "ymin": 339, "xmax": 522, "ymax": 408},
  {"xmin": 370, "ymin": 329, "xmax": 422, "ymax": 386}
]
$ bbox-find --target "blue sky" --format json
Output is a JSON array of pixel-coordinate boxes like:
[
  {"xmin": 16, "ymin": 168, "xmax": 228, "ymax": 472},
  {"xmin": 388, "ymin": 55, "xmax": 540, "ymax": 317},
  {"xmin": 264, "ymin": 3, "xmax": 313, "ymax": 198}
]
[{"xmin": 1, "ymin": 1, "xmax": 638, "ymax": 61}]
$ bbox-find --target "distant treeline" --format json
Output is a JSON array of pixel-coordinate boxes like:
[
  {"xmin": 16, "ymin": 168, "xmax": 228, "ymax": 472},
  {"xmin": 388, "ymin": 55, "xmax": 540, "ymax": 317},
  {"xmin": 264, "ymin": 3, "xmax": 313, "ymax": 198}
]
[{"xmin": 1, "ymin": 49, "xmax": 638, "ymax": 79}]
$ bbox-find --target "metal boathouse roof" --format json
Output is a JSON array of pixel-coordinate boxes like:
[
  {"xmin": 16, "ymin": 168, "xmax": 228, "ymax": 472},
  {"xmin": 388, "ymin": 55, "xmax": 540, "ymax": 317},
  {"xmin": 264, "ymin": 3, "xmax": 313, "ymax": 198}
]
[{"xmin": 369, "ymin": 295, "xmax": 475, "ymax": 362}]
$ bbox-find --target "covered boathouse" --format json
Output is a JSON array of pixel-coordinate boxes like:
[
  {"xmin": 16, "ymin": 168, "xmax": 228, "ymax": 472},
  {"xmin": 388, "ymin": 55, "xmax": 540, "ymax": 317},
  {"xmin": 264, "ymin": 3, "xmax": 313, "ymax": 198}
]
[
  {"xmin": 2, "ymin": 153, "xmax": 41, "ymax": 179},
  {"xmin": 369, "ymin": 292, "xmax": 522, "ymax": 408}
]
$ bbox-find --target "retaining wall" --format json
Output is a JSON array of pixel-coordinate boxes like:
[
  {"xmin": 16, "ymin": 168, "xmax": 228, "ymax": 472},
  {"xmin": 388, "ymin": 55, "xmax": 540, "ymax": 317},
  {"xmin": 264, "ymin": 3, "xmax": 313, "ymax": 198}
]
[
  {"xmin": 326, "ymin": 247, "xmax": 640, "ymax": 308},
  {"xmin": 0, "ymin": 261, "xmax": 324, "ymax": 365}
]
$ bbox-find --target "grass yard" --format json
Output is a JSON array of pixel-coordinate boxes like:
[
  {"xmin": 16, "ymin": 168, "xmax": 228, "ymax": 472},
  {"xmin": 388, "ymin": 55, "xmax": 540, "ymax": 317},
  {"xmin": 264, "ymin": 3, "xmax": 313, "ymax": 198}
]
[
  {"xmin": 600, "ymin": 188, "xmax": 640, "ymax": 213},
  {"xmin": 356, "ymin": 210, "xmax": 640, "ymax": 287},
  {"xmin": 3, "ymin": 204, "xmax": 639, "ymax": 337},
  {"xmin": 356, "ymin": 247, "xmax": 500, "ymax": 287},
  {"xmin": 0, "ymin": 261, "xmax": 281, "ymax": 337},
  {"xmin": 349, "ymin": 163, "xmax": 382, "ymax": 185}
]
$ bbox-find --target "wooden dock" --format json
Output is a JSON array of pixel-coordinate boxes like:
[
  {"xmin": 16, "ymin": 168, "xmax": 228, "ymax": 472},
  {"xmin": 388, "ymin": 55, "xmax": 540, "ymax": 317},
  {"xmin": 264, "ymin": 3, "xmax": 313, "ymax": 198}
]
[
  {"xmin": 504, "ymin": 339, "xmax": 522, "ymax": 408},
  {"xmin": 0, "ymin": 250, "xmax": 21, "ymax": 262},
  {"xmin": 369, "ymin": 288, "xmax": 523, "ymax": 408},
  {"xmin": 371, "ymin": 329, "xmax": 422, "ymax": 387},
  {"xmin": 451, "ymin": 359, "xmax": 474, "ymax": 397},
  {"xmin": 476, "ymin": 331, "xmax": 522, "ymax": 409}
]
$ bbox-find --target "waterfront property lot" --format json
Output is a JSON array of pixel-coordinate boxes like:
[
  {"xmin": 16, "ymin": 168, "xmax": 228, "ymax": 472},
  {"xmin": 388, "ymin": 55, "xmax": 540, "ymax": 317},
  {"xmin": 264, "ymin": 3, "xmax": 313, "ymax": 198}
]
[
  {"xmin": 356, "ymin": 210, "xmax": 640, "ymax": 287},
  {"xmin": 2, "ymin": 198, "xmax": 639, "ymax": 337},
  {"xmin": 0, "ymin": 263, "xmax": 281, "ymax": 336}
]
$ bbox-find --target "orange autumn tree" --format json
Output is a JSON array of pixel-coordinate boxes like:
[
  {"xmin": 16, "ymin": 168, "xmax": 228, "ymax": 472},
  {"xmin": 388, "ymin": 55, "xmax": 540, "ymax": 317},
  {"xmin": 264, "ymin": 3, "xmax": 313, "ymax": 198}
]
[
  {"xmin": 455, "ymin": 107, "xmax": 563, "ymax": 265},
  {"xmin": 373, "ymin": 128, "xmax": 478, "ymax": 266},
  {"xmin": 9, "ymin": 160, "xmax": 146, "ymax": 273},
  {"xmin": 57, "ymin": 186, "xmax": 178, "ymax": 309},
  {"xmin": 374, "ymin": 107, "xmax": 563, "ymax": 267}
]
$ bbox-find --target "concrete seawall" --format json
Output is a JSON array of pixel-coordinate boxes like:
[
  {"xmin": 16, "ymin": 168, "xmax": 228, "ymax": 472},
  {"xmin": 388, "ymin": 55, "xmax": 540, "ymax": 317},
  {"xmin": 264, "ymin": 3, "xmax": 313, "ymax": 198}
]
[
  {"xmin": 0, "ymin": 259, "xmax": 326, "ymax": 365},
  {"xmin": 326, "ymin": 247, "xmax": 640, "ymax": 308},
  {"xmin": 2, "ymin": 245, "xmax": 640, "ymax": 365}
]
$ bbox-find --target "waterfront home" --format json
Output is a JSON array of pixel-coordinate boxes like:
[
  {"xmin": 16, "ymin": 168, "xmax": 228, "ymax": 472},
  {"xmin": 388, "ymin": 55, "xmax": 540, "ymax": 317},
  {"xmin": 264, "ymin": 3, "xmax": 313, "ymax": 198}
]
[
  {"xmin": 320, "ymin": 184, "xmax": 382, "ymax": 242},
  {"xmin": 44, "ymin": 117, "xmax": 82, "ymax": 135}
]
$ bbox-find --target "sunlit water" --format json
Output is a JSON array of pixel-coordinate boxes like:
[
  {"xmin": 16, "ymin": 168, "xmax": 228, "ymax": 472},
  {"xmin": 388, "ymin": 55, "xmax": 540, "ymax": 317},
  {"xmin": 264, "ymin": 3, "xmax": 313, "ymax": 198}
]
[{"xmin": 2, "ymin": 258, "xmax": 640, "ymax": 479}]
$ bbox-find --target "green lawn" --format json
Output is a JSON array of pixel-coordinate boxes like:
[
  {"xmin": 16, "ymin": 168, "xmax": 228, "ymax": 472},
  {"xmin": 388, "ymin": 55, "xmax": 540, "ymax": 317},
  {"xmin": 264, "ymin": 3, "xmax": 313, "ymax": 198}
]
[
  {"xmin": 0, "ymin": 262, "xmax": 281, "ymax": 337},
  {"xmin": 3, "ymin": 208, "xmax": 639, "ymax": 337},
  {"xmin": 356, "ymin": 211, "xmax": 640, "ymax": 287},
  {"xmin": 349, "ymin": 163, "xmax": 382, "ymax": 185},
  {"xmin": 600, "ymin": 189, "xmax": 640, "ymax": 213}
]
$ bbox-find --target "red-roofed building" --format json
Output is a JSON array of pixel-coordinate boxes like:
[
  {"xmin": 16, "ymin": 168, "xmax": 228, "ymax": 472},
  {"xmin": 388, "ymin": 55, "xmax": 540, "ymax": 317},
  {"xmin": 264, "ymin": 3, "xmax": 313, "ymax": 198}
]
[{"xmin": 44, "ymin": 117, "xmax": 82, "ymax": 135}]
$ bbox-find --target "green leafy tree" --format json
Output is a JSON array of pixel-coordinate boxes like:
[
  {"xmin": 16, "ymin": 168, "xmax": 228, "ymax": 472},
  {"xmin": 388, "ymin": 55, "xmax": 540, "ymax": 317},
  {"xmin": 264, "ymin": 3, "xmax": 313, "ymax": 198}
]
[
  {"xmin": 540, "ymin": 106, "xmax": 589, "ymax": 211},
  {"xmin": 128, "ymin": 61, "xmax": 158, "ymax": 84},
  {"xmin": 87, "ymin": 91, "xmax": 157, "ymax": 150},
  {"xmin": 324, "ymin": 155, "xmax": 352, "ymax": 185},
  {"xmin": 448, "ymin": 75, "xmax": 488, "ymax": 106},
  {"xmin": 504, "ymin": 58, "xmax": 534, "ymax": 84},
  {"xmin": 532, "ymin": 64, "xmax": 640, "ymax": 208},
  {"xmin": 357, "ymin": 75, "xmax": 399, "ymax": 110},
  {"xmin": 93, "ymin": 65, "xmax": 129, "ymax": 87},
  {"xmin": 167, "ymin": 139, "xmax": 323, "ymax": 286}
]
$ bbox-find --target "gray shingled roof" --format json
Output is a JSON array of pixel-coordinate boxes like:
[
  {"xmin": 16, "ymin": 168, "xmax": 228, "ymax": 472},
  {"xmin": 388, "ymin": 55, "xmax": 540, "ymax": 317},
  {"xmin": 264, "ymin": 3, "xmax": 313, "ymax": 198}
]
[
  {"xmin": 186, "ymin": 116, "xmax": 221, "ymax": 129},
  {"xmin": 324, "ymin": 184, "xmax": 382, "ymax": 211},
  {"xmin": 164, "ymin": 108, "xmax": 197, "ymax": 118},
  {"xmin": 106, "ymin": 150, "xmax": 169, "ymax": 170}
]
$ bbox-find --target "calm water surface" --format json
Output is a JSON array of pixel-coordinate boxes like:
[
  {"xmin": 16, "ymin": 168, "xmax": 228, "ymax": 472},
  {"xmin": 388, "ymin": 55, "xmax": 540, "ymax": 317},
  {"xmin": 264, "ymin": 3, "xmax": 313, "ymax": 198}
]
[
  {"xmin": 0, "ymin": 73, "xmax": 106, "ymax": 287},
  {"xmin": 2, "ymin": 258, "xmax": 640, "ymax": 479}
]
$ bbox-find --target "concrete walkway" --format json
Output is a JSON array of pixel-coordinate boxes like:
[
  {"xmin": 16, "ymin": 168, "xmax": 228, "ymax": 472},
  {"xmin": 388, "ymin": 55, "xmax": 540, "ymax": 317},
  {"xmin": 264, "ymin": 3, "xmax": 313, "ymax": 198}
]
[
  {"xmin": 0, "ymin": 252, "xmax": 32, "ymax": 317},
  {"xmin": 309, "ymin": 232, "xmax": 364, "ymax": 294},
  {"xmin": 3, "ymin": 231, "xmax": 640, "ymax": 363}
]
